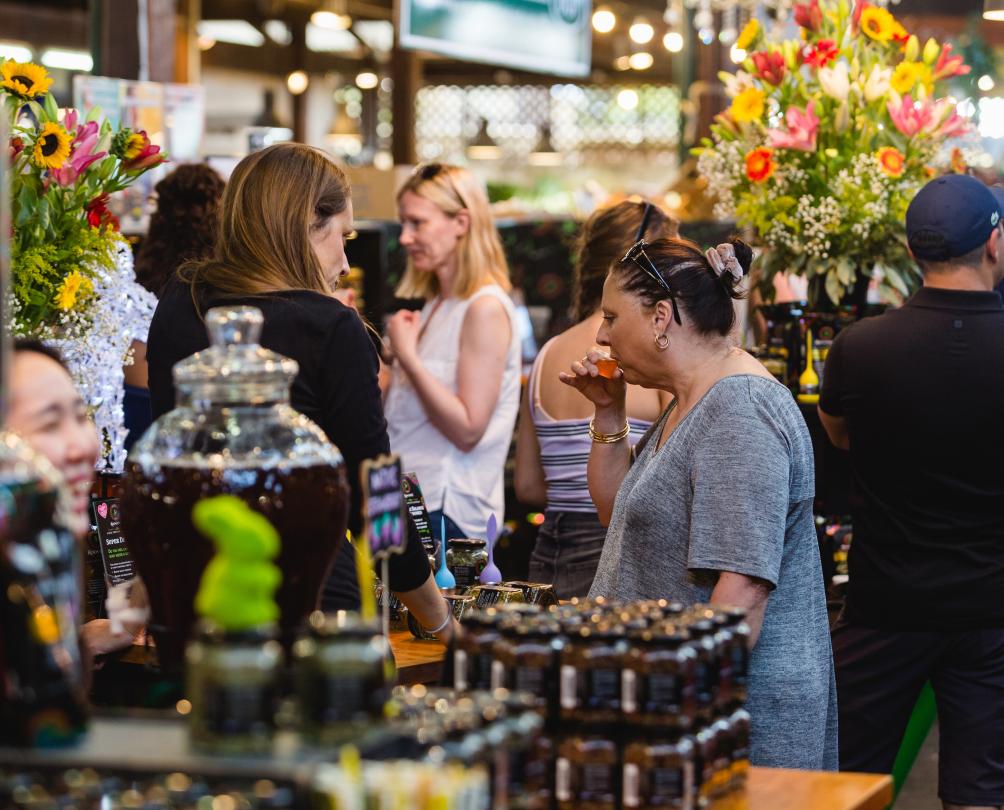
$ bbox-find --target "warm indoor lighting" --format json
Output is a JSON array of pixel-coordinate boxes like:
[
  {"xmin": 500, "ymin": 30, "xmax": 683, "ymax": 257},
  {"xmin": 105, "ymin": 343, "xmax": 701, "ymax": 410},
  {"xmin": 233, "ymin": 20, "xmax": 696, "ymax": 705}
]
[
  {"xmin": 592, "ymin": 7, "xmax": 616, "ymax": 33},
  {"xmin": 355, "ymin": 71, "xmax": 379, "ymax": 90},
  {"xmin": 0, "ymin": 43, "xmax": 32, "ymax": 63},
  {"xmin": 41, "ymin": 49, "xmax": 93, "ymax": 72},
  {"xmin": 286, "ymin": 70, "xmax": 309, "ymax": 95},
  {"xmin": 312, "ymin": 10, "xmax": 352, "ymax": 30},
  {"xmin": 663, "ymin": 32, "xmax": 684, "ymax": 52},
  {"xmin": 730, "ymin": 44, "xmax": 747, "ymax": 64},
  {"xmin": 196, "ymin": 20, "xmax": 265, "ymax": 47},
  {"xmin": 978, "ymin": 74, "xmax": 996, "ymax": 92},
  {"xmin": 467, "ymin": 118, "xmax": 501, "ymax": 160},
  {"xmin": 617, "ymin": 88, "xmax": 639, "ymax": 110},
  {"xmin": 197, "ymin": 35, "xmax": 216, "ymax": 51},
  {"xmin": 629, "ymin": 52, "xmax": 654, "ymax": 70},
  {"xmin": 263, "ymin": 20, "xmax": 293, "ymax": 45},
  {"xmin": 629, "ymin": 19, "xmax": 655, "ymax": 44},
  {"xmin": 984, "ymin": 0, "xmax": 1004, "ymax": 21},
  {"xmin": 613, "ymin": 55, "xmax": 632, "ymax": 71}
]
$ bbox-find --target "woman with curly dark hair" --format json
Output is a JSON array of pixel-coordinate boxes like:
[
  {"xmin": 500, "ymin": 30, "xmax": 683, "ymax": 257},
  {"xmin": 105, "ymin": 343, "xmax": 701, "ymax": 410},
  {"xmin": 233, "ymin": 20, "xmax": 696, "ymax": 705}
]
[
  {"xmin": 134, "ymin": 163, "xmax": 225, "ymax": 297},
  {"xmin": 125, "ymin": 164, "xmax": 225, "ymax": 449}
]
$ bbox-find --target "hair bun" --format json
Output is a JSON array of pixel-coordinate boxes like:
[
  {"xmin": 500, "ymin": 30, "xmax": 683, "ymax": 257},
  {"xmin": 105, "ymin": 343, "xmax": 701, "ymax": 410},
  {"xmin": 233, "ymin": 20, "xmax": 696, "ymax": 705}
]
[{"xmin": 728, "ymin": 237, "xmax": 753, "ymax": 276}]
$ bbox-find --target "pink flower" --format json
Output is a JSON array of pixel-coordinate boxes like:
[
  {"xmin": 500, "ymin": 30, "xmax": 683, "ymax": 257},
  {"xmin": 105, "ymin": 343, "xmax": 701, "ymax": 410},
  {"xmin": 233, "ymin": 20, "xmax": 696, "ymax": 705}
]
[
  {"xmin": 62, "ymin": 109, "xmax": 79, "ymax": 133},
  {"xmin": 767, "ymin": 101, "xmax": 820, "ymax": 151},
  {"xmin": 932, "ymin": 44, "xmax": 970, "ymax": 81},
  {"xmin": 927, "ymin": 99, "xmax": 970, "ymax": 139},
  {"xmin": 794, "ymin": 0, "xmax": 823, "ymax": 31},
  {"xmin": 886, "ymin": 94, "xmax": 934, "ymax": 137},
  {"xmin": 51, "ymin": 120, "xmax": 107, "ymax": 186}
]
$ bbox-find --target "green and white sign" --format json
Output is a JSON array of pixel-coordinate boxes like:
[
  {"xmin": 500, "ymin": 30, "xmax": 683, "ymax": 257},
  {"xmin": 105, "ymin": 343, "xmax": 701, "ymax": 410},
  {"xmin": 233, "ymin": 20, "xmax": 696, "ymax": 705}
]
[{"xmin": 397, "ymin": 0, "xmax": 592, "ymax": 78}]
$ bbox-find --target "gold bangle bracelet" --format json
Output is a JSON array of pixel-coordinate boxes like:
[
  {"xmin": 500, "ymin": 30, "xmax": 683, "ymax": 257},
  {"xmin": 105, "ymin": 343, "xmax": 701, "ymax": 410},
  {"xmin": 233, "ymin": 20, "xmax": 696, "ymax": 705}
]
[{"xmin": 588, "ymin": 418, "xmax": 631, "ymax": 444}]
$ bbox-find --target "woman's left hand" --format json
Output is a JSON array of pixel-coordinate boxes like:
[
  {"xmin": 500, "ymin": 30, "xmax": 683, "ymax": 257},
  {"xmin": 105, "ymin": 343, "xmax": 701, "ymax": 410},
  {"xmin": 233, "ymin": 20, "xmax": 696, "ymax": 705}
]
[{"xmin": 386, "ymin": 310, "xmax": 422, "ymax": 364}]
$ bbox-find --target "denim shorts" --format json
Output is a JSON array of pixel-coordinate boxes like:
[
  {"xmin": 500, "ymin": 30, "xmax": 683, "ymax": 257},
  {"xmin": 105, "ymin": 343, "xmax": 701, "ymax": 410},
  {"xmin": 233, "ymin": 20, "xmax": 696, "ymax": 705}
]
[{"xmin": 528, "ymin": 510, "xmax": 607, "ymax": 600}]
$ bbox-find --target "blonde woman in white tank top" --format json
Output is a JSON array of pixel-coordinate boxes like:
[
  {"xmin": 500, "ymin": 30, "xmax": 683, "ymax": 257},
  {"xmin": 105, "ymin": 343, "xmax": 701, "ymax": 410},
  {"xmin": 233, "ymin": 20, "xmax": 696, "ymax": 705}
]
[{"xmin": 385, "ymin": 164, "xmax": 521, "ymax": 542}]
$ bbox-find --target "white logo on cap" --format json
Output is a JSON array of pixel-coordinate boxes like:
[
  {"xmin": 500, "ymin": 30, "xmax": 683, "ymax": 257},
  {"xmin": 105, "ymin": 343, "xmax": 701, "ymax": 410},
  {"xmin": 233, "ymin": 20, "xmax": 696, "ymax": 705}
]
[{"xmin": 993, "ymin": 211, "xmax": 1001, "ymax": 227}]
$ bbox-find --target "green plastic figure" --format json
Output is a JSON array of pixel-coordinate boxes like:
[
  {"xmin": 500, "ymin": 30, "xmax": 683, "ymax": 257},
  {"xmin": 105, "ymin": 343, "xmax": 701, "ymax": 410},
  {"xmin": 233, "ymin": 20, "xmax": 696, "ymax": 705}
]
[{"xmin": 192, "ymin": 495, "xmax": 282, "ymax": 631}]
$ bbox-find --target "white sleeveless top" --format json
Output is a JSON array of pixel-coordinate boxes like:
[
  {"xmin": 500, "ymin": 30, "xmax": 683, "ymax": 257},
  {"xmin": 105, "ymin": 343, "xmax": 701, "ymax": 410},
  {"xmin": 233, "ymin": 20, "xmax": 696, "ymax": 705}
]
[{"xmin": 385, "ymin": 284, "xmax": 521, "ymax": 539}]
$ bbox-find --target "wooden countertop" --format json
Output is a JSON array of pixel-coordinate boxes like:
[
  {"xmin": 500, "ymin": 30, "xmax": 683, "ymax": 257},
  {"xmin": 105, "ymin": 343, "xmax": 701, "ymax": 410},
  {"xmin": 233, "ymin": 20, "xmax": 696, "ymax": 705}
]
[
  {"xmin": 720, "ymin": 768, "xmax": 893, "ymax": 810},
  {"xmin": 118, "ymin": 629, "xmax": 446, "ymax": 686}
]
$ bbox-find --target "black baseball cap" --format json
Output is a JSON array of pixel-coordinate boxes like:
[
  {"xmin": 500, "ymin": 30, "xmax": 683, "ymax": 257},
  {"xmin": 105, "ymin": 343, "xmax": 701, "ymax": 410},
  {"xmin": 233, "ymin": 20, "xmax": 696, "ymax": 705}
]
[{"xmin": 906, "ymin": 174, "xmax": 1002, "ymax": 261}]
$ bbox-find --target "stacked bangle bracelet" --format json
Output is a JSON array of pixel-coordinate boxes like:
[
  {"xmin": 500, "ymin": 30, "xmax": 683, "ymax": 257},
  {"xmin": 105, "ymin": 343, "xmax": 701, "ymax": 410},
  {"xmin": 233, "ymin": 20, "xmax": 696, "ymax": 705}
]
[{"xmin": 588, "ymin": 418, "xmax": 631, "ymax": 444}]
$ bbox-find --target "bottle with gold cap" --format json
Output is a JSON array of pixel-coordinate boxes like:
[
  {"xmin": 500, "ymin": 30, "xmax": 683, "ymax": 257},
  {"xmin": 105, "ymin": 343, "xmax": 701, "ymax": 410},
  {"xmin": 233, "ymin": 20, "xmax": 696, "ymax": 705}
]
[{"xmin": 797, "ymin": 329, "xmax": 819, "ymax": 404}]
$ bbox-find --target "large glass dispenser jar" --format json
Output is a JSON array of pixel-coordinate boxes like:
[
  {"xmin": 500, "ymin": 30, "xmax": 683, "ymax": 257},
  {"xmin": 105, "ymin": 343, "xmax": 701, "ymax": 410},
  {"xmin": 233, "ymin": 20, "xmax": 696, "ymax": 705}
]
[{"xmin": 121, "ymin": 307, "xmax": 350, "ymax": 671}]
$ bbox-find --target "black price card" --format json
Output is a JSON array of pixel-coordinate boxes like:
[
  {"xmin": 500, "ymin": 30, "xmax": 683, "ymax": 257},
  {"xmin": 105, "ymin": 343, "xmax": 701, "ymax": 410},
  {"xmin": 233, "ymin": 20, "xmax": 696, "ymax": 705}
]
[
  {"xmin": 361, "ymin": 454, "xmax": 406, "ymax": 560},
  {"xmin": 83, "ymin": 528, "xmax": 107, "ymax": 621},
  {"xmin": 91, "ymin": 498, "xmax": 135, "ymax": 586},
  {"xmin": 402, "ymin": 471, "xmax": 434, "ymax": 547}
]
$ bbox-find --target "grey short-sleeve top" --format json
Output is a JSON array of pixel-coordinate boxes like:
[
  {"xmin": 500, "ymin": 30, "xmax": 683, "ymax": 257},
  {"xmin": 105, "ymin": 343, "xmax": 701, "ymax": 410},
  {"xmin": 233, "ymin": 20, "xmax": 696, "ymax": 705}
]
[{"xmin": 589, "ymin": 374, "xmax": 838, "ymax": 771}]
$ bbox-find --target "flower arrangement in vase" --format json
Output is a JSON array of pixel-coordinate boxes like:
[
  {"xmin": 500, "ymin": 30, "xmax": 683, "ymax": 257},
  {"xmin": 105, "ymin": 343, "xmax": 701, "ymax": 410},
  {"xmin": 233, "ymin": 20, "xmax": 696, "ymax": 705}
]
[
  {"xmin": 695, "ymin": 0, "xmax": 971, "ymax": 306},
  {"xmin": 3, "ymin": 60, "xmax": 165, "ymax": 467}
]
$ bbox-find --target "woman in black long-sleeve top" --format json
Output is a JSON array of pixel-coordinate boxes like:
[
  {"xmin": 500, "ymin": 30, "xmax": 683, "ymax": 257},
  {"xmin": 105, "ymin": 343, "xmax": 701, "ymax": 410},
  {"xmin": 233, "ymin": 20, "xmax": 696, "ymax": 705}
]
[{"xmin": 145, "ymin": 143, "xmax": 454, "ymax": 640}]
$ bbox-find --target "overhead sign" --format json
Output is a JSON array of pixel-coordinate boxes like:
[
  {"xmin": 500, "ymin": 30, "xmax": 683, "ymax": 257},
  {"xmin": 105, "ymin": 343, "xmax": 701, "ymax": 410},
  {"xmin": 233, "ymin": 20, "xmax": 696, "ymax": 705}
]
[{"xmin": 397, "ymin": 0, "xmax": 592, "ymax": 78}]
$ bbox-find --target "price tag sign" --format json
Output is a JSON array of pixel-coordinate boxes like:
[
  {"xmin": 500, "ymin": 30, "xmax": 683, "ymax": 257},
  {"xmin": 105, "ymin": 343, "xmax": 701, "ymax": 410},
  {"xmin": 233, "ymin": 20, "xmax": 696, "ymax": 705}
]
[
  {"xmin": 360, "ymin": 454, "xmax": 406, "ymax": 560},
  {"xmin": 91, "ymin": 498, "xmax": 135, "ymax": 586},
  {"xmin": 402, "ymin": 471, "xmax": 434, "ymax": 547}
]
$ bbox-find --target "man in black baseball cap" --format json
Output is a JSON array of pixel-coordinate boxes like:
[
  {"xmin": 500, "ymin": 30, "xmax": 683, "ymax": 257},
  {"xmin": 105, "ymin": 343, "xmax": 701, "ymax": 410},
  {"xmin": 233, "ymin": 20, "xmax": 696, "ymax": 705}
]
[{"xmin": 819, "ymin": 173, "xmax": 1004, "ymax": 809}]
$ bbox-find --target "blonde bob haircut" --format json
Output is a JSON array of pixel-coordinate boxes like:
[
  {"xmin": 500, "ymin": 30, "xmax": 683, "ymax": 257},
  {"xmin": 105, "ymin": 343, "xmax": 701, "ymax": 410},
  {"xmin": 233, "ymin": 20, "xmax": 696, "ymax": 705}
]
[
  {"xmin": 394, "ymin": 163, "xmax": 510, "ymax": 300},
  {"xmin": 181, "ymin": 143, "xmax": 350, "ymax": 304}
]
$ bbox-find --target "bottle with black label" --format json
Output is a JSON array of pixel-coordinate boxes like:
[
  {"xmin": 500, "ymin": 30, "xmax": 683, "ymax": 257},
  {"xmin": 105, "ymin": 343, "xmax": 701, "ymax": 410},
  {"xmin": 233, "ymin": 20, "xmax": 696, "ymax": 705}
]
[
  {"xmin": 560, "ymin": 622, "xmax": 628, "ymax": 725},
  {"xmin": 623, "ymin": 734, "xmax": 696, "ymax": 810},
  {"xmin": 556, "ymin": 733, "xmax": 620, "ymax": 810}
]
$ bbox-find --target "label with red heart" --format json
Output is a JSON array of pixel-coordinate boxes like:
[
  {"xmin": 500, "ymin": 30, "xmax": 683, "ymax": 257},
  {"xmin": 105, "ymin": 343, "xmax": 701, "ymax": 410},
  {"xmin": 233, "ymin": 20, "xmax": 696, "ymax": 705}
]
[{"xmin": 97, "ymin": 502, "xmax": 109, "ymax": 519}]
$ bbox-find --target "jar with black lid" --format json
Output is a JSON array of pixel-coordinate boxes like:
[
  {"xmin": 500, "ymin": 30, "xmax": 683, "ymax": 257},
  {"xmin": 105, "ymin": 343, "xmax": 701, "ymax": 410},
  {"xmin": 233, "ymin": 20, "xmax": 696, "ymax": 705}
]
[
  {"xmin": 727, "ymin": 707, "xmax": 751, "ymax": 790},
  {"xmin": 621, "ymin": 623, "xmax": 697, "ymax": 734},
  {"xmin": 556, "ymin": 734, "xmax": 620, "ymax": 810},
  {"xmin": 684, "ymin": 612, "xmax": 718, "ymax": 725},
  {"xmin": 721, "ymin": 608, "xmax": 750, "ymax": 709},
  {"xmin": 446, "ymin": 539, "xmax": 488, "ymax": 589},
  {"xmin": 623, "ymin": 735, "xmax": 696, "ymax": 810},
  {"xmin": 694, "ymin": 717, "xmax": 732, "ymax": 805},
  {"xmin": 292, "ymin": 610, "xmax": 391, "ymax": 744},
  {"xmin": 560, "ymin": 621, "xmax": 628, "ymax": 724},
  {"xmin": 702, "ymin": 608, "xmax": 735, "ymax": 714},
  {"xmin": 454, "ymin": 609, "xmax": 504, "ymax": 691}
]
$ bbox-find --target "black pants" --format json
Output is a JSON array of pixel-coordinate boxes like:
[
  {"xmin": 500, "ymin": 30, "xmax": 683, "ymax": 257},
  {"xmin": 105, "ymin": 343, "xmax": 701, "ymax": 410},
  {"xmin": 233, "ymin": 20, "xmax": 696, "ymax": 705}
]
[{"xmin": 833, "ymin": 616, "xmax": 1004, "ymax": 806}]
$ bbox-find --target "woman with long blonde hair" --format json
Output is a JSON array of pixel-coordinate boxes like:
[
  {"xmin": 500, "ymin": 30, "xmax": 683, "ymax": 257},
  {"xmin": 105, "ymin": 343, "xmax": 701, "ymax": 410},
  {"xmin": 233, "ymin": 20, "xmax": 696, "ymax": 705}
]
[
  {"xmin": 145, "ymin": 143, "xmax": 456, "ymax": 641},
  {"xmin": 385, "ymin": 163, "xmax": 521, "ymax": 541}
]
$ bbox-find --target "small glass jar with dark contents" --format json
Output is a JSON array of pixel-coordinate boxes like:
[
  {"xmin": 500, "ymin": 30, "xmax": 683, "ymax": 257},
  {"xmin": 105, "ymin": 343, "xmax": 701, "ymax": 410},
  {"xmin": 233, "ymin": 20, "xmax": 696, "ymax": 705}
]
[
  {"xmin": 492, "ymin": 616, "xmax": 564, "ymax": 715},
  {"xmin": 560, "ymin": 621, "xmax": 628, "ymax": 724},
  {"xmin": 621, "ymin": 623, "xmax": 697, "ymax": 735},
  {"xmin": 622, "ymin": 736, "xmax": 697, "ymax": 810},
  {"xmin": 454, "ymin": 609, "xmax": 504, "ymax": 691},
  {"xmin": 293, "ymin": 611, "xmax": 391, "ymax": 745},
  {"xmin": 694, "ymin": 718, "xmax": 732, "ymax": 805},
  {"xmin": 727, "ymin": 707, "xmax": 751, "ymax": 790},
  {"xmin": 186, "ymin": 621, "xmax": 282, "ymax": 755},
  {"xmin": 469, "ymin": 584, "xmax": 525, "ymax": 610},
  {"xmin": 721, "ymin": 607, "xmax": 750, "ymax": 709},
  {"xmin": 504, "ymin": 581, "xmax": 559, "ymax": 608},
  {"xmin": 556, "ymin": 734, "xmax": 620, "ymax": 810},
  {"xmin": 446, "ymin": 539, "xmax": 489, "ymax": 589},
  {"xmin": 684, "ymin": 612, "xmax": 718, "ymax": 725}
]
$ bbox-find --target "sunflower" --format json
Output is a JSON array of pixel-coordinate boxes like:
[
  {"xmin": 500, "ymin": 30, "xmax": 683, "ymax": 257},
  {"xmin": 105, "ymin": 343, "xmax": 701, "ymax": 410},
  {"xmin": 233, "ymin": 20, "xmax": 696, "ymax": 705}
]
[
  {"xmin": 890, "ymin": 61, "xmax": 921, "ymax": 94},
  {"xmin": 1, "ymin": 60, "xmax": 52, "ymax": 100},
  {"xmin": 859, "ymin": 6, "xmax": 897, "ymax": 42},
  {"xmin": 730, "ymin": 87, "xmax": 766, "ymax": 124},
  {"xmin": 875, "ymin": 147, "xmax": 905, "ymax": 178},
  {"xmin": 32, "ymin": 122, "xmax": 71, "ymax": 170},
  {"xmin": 736, "ymin": 19, "xmax": 760, "ymax": 51}
]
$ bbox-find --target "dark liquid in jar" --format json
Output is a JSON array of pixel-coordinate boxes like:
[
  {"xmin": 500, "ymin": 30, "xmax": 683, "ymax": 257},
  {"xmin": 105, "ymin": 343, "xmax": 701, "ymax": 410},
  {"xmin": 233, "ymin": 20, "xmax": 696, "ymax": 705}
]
[{"xmin": 120, "ymin": 461, "xmax": 349, "ymax": 670}]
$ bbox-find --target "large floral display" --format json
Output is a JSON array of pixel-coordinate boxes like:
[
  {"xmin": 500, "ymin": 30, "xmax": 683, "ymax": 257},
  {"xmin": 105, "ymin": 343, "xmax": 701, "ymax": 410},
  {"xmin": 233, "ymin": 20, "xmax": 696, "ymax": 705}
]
[
  {"xmin": 696, "ymin": 0, "xmax": 971, "ymax": 305},
  {"xmin": 3, "ymin": 60, "xmax": 164, "ymax": 468}
]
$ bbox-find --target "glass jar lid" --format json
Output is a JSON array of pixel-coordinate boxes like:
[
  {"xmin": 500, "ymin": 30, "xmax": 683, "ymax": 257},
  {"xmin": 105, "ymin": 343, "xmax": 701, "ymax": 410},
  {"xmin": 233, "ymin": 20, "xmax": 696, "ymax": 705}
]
[{"xmin": 173, "ymin": 306, "xmax": 299, "ymax": 404}]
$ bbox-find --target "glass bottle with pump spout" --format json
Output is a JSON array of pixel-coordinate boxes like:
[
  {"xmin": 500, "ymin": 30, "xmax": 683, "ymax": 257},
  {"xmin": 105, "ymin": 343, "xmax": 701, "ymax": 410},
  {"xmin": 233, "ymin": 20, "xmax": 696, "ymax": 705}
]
[{"xmin": 121, "ymin": 306, "xmax": 350, "ymax": 671}]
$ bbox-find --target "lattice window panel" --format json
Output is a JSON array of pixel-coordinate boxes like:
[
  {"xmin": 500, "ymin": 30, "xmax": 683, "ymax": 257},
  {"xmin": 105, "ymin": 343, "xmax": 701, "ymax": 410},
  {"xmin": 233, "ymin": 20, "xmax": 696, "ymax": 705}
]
[{"xmin": 415, "ymin": 83, "xmax": 681, "ymax": 164}]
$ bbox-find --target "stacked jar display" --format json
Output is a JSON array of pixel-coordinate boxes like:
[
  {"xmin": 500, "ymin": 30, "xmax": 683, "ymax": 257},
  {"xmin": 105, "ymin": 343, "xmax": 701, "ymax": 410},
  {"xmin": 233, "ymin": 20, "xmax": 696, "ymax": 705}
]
[{"xmin": 452, "ymin": 599, "xmax": 752, "ymax": 810}]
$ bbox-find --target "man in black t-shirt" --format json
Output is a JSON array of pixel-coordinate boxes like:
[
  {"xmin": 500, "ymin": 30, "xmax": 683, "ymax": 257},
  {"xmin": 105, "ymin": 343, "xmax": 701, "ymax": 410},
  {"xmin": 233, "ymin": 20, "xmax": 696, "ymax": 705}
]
[{"xmin": 820, "ymin": 174, "xmax": 1004, "ymax": 809}]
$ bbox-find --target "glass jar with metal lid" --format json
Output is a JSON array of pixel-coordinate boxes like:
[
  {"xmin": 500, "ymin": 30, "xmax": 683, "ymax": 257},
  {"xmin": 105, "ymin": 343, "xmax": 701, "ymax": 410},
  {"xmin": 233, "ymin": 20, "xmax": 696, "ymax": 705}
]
[
  {"xmin": 556, "ymin": 734, "xmax": 619, "ymax": 810},
  {"xmin": 454, "ymin": 608, "xmax": 505, "ymax": 691},
  {"xmin": 622, "ymin": 735, "xmax": 696, "ymax": 810},
  {"xmin": 683, "ymin": 611, "xmax": 719, "ymax": 725},
  {"xmin": 446, "ymin": 539, "xmax": 489, "ymax": 588},
  {"xmin": 492, "ymin": 616, "xmax": 564, "ymax": 714},
  {"xmin": 559, "ymin": 621, "xmax": 628, "ymax": 725},
  {"xmin": 292, "ymin": 610, "xmax": 391, "ymax": 744}
]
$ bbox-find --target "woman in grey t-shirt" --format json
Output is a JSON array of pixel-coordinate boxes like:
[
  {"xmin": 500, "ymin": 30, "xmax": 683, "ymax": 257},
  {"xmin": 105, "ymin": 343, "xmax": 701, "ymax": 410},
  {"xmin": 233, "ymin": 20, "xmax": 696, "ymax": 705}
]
[{"xmin": 560, "ymin": 236, "xmax": 837, "ymax": 770}]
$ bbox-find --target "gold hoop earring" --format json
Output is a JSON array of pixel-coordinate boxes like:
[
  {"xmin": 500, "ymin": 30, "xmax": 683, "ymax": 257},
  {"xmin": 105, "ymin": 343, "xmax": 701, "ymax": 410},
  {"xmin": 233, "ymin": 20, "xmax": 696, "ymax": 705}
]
[{"xmin": 655, "ymin": 334, "xmax": 670, "ymax": 350}]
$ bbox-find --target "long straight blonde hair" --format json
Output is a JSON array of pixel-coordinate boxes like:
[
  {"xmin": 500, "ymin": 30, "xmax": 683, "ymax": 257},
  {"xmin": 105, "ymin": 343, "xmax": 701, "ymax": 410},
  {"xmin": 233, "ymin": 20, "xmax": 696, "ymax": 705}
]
[
  {"xmin": 181, "ymin": 143, "xmax": 350, "ymax": 302},
  {"xmin": 394, "ymin": 163, "xmax": 510, "ymax": 300}
]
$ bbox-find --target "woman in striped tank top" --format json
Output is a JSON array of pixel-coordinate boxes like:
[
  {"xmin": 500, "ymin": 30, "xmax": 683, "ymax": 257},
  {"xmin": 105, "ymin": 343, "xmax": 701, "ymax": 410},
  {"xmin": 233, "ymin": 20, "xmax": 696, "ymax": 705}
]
[{"xmin": 514, "ymin": 201, "xmax": 676, "ymax": 598}]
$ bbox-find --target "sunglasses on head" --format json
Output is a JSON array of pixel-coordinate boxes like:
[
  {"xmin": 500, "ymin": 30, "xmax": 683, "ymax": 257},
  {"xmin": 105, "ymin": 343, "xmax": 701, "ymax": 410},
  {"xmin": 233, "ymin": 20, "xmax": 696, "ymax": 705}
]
[
  {"xmin": 622, "ymin": 239, "xmax": 682, "ymax": 326},
  {"xmin": 412, "ymin": 162, "xmax": 470, "ymax": 211}
]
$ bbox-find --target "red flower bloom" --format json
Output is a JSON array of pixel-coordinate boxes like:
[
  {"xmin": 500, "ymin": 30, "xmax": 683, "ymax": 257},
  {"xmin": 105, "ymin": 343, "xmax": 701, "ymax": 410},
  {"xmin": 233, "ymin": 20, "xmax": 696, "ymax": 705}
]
[
  {"xmin": 794, "ymin": 0, "xmax": 823, "ymax": 31},
  {"xmin": 751, "ymin": 51, "xmax": 787, "ymax": 86},
  {"xmin": 804, "ymin": 39, "xmax": 839, "ymax": 69},
  {"xmin": 120, "ymin": 130, "xmax": 165, "ymax": 173},
  {"xmin": 745, "ymin": 148, "xmax": 776, "ymax": 183},
  {"xmin": 852, "ymin": 0, "xmax": 866, "ymax": 32},
  {"xmin": 9, "ymin": 137, "xmax": 23, "ymax": 161},
  {"xmin": 85, "ymin": 193, "xmax": 119, "ymax": 231}
]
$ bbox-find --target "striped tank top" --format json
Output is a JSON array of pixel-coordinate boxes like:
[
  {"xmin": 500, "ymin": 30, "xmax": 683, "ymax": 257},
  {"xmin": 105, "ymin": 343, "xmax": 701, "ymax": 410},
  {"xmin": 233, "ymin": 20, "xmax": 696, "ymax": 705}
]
[{"xmin": 529, "ymin": 338, "xmax": 651, "ymax": 514}]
